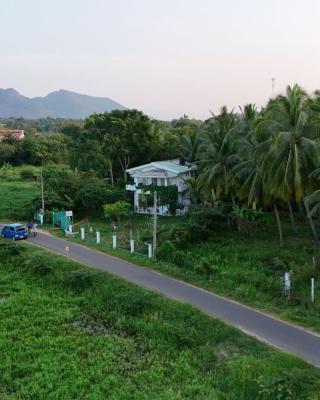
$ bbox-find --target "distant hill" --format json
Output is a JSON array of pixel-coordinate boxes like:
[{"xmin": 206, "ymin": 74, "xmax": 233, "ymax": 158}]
[{"xmin": 0, "ymin": 88, "xmax": 126, "ymax": 119}]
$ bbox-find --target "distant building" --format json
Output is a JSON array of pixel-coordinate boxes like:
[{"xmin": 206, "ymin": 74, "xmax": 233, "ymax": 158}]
[
  {"xmin": 0, "ymin": 129, "xmax": 25, "ymax": 141},
  {"xmin": 126, "ymin": 158, "xmax": 196, "ymax": 215}
]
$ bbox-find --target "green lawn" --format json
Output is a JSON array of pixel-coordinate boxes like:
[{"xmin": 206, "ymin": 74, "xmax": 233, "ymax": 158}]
[
  {"xmin": 0, "ymin": 166, "xmax": 39, "ymax": 221},
  {"xmin": 0, "ymin": 240, "xmax": 319, "ymax": 399}
]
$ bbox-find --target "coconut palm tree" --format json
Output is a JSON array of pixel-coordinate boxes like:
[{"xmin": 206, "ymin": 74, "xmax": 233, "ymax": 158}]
[
  {"xmin": 180, "ymin": 129, "xmax": 202, "ymax": 162},
  {"xmin": 305, "ymin": 168, "xmax": 320, "ymax": 216},
  {"xmin": 197, "ymin": 108, "xmax": 238, "ymax": 203},
  {"xmin": 262, "ymin": 84, "xmax": 320, "ymax": 242},
  {"xmin": 232, "ymin": 112, "xmax": 270, "ymax": 207}
]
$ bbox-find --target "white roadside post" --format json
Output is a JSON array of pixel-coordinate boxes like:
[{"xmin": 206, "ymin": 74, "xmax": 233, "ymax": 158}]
[
  {"xmin": 112, "ymin": 235, "xmax": 117, "ymax": 249},
  {"xmin": 148, "ymin": 244, "xmax": 153, "ymax": 259},
  {"xmin": 96, "ymin": 231, "xmax": 100, "ymax": 244},
  {"xmin": 284, "ymin": 271, "xmax": 291, "ymax": 299},
  {"xmin": 39, "ymin": 213, "xmax": 44, "ymax": 226},
  {"xmin": 65, "ymin": 246, "xmax": 70, "ymax": 258},
  {"xmin": 80, "ymin": 227, "xmax": 85, "ymax": 240},
  {"xmin": 311, "ymin": 278, "xmax": 315, "ymax": 303},
  {"xmin": 152, "ymin": 191, "xmax": 157, "ymax": 258},
  {"xmin": 130, "ymin": 239, "xmax": 135, "ymax": 254}
]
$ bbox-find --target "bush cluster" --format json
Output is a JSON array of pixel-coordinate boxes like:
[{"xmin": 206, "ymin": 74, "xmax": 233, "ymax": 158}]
[{"xmin": 20, "ymin": 167, "xmax": 37, "ymax": 181}]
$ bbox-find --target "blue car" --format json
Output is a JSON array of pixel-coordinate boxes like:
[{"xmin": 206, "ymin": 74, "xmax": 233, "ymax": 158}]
[{"xmin": 1, "ymin": 223, "xmax": 28, "ymax": 240}]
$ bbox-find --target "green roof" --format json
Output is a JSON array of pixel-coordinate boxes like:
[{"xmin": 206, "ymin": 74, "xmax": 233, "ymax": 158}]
[{"xmin": 127, "ymin": 159, "xmax": 196, "ymax": 176}]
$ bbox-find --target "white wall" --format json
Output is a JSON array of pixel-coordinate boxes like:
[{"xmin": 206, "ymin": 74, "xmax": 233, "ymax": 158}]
[
  {"xmin": 133, "ymin": 172, "xmax": 190, "ymax": 192},
  {"xmin": 167, "ymin": 175, "xmax": 189, "ymax": 192}
]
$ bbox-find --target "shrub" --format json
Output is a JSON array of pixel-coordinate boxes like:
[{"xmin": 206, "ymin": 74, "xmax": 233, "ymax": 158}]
[
  {"xmin": 21, "ymin": 255, "xmax": 54, "ymax": 276},
  {"xmin": 173, "ymin": 250, "xmax": 186, "ymax": 266},
  {"xmin": 0, "ymin": 241, "xmax": 24, "ymax": 257},
  {"xmin": 187, "ymin": 205, "xmax": 227, "ymax": 230},
  {"xmin": 65, "ymin": 270, "xmax": 95, "ymax": 292},
  {"xmin": 103, "ymin": 201, "xmax": 131, "ymax": 223},
  {"xmin": 157, "ymin": 225, "xmax": 189, "ymax": 249},
  {"xmin": 293, "ymin": 263, "xmax": 320, "ymax": 286},
  {"xmin": 32, "ymin": 262, "xmax": 54, "ymax": 276},
  {"xmin": 20, "ymin": 167, "xmax": 37, "ymax": 180},
  {"xmin": 230, "ymin": 205, "xmax": 263, "ymax": 236},
  {"xmin": 102, "ymin": 283, "xmax": 152, "ymax": 317},
  {"xmin": 265, "ymin": 257, "xmax": 288, "ymax": 272},
  {"xmin": 194, "ymin": 259, "xmax": 214, "ymax": 275},
  {"xmin": 255, "ymin": 368, "xmax": 318, "ymax": 400},
  {"xmin": 156, "ymin": 240, "xmax": 176, "ymax": 262},
  {"xmin": 75, "ymin": 182, "xmax": 124, "ymax": 211},
  {"xmin": 158, "ymin": 222, "xmax": 208, "ymax": 249},
  {"xmin": 138, "ymin": 228, "xmax": 152, "ymax": 242}
]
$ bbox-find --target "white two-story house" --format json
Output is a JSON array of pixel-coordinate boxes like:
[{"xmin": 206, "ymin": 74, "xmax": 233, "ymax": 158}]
[{"xmin": 126, "ymin": 158, "xmax": 196, "ymax": 215}]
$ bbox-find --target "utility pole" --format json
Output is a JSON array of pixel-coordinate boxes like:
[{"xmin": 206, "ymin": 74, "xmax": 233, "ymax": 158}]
[
  {"xmin": 40, "ymin": 168, "xmax": 45, "ymax": 212},
  {"xmin": 152, "ymin": 191, "xmax": 157, "ymax": 258}
]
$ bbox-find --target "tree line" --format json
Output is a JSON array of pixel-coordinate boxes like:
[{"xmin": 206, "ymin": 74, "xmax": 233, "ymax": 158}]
[{"xmin": 1, "ymin": 83, "xmax": 320, "ymax": 245}]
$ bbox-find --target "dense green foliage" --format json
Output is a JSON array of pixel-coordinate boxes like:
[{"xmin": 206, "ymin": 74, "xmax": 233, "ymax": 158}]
[
  {"xmin": 2, "ymin": 84, "xmax": 320, "ymax": 247},
  {"xmin": 1, "ymin": 88, "xmax": 320, "ymax": 331},
  {"xmin": 103, "ymin": 200, "xmax": 131, "ymax": 223},
  {"xmin": 0, "ymin": 241, "xmax": 319, "ymax": 399},
  {"xmin": 0, "ymin": 133, "xmax": 69, "ymax": 166},
  {"xmin": 0, "ymin": 166, "xmax": 39, "ymax": 220},
  {"xmin": 158, "ymin": 216, "xmax": 320, "ymax": 330},
  {"xmin": 56, "ymin": 212, "xmax": 320, "ymax": 332},
  {"xmin": 42, "ymin": 165, "xmax": 125, "ymax": 214},
  {"xmin": 0, "ymin": 116, "xmax": 81, "ymax": 134}
]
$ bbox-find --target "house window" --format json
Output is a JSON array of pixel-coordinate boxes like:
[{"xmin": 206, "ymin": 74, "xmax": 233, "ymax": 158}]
[
  {"xmin": 139, "ymin": 178, "xmax": 148, "ymax": 185},
  {"xmin": 159, "ymin": 178, "xmax": 166, "ymax": 186},
  {"xmin": 152, "ymin": 178, "xmax": 157, "ymax": 186}
]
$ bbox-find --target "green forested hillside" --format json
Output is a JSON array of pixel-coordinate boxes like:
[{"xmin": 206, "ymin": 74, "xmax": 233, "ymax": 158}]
[{"xmin": 0, "ymin": 88, "xmax": 125, "ymax": 119}]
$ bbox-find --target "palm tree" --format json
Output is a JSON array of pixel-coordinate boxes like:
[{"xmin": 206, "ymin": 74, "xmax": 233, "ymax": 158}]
[
  {"xmin": 262, "ymin": 84, "xmax": 320, "ymax": 242},
  {"xmin": 185, "ymin": 176, "xmax": 202, "ymax": 205},
  {"xmin": 233, "ymin": 119, "xmax": 270, "ymax": 207},
  {"xmin": 180, "ymin": 129, "xmax": 202, "ymax": 162},
  {"xmin": 305, "ymin": 168, "xmax": 320, "ymax": 216},
  {"xmin": 197, "ymin": 108, "xmax": 238, "ymax": 203}
]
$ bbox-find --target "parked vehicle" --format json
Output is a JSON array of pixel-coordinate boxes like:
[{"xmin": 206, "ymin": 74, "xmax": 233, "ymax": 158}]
[{"xmin": 1, "ymin": 224, "xmax": 28, "ymax": 240}]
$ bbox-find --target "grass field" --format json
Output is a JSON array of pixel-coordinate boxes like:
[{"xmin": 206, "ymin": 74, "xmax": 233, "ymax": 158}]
[
  {"xmin": 0, "ymin": 166, "xmax": 39, "ymax": 221},
  {"xmin": 0, "ymin": 240, "xmax": 320, "ymax": 399},
  {"xmin": 55, "ymin": 212, "xmax": 320, "ymax": 333},
  {"xmin": 1, "ymin": 166, "xmax": 319, "ymax": 332}
]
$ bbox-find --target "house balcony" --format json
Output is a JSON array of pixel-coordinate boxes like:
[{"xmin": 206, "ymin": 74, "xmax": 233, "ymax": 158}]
[{"xmin": 126, "ymin": 184, "xmax": 136, "ymax": 191}]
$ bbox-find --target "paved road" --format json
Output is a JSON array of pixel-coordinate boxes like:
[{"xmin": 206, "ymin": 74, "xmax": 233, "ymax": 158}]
[{"xmin": 23, "ymin": 231, "xmax": 320, "ymax": 366}]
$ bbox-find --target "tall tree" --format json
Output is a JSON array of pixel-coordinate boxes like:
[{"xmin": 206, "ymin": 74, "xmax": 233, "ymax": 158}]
[
  {"xmin": 85, "ymin": 110, "xmax": 155, "ymax": 182},
  {"xmin": 197, "ymin": 107, "xmax": 238, "ymax": 203},
  {"xmin": 233, "ymin": 104, "xmax": 269, "ymax": 207},
  {"xmin": 180, "ymin": 128, "xmax": 202, "ymax": 162},
  {"xmin": 263, "ymin": 84, "xmax": 320, "ymax": 242}
]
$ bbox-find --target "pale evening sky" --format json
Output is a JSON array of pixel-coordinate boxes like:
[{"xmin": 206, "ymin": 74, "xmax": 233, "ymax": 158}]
[{"xmin": 1, "ymin": 0, "xmax": 320, "ymax": 120}]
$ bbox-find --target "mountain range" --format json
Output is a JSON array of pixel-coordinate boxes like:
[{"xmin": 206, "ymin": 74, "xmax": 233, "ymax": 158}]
[{"xmin": 0, "ymin": 88, "xmax": 125, "ymax": 119}]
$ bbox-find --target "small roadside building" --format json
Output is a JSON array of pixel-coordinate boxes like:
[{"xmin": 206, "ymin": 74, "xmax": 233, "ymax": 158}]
[
  {"xmin": 126, "ymin": 158, "xmax": 196, "ymax": 215},
  {"xmin": 0, "ymin": 129, "xmax": 25, "ymax": 141}
]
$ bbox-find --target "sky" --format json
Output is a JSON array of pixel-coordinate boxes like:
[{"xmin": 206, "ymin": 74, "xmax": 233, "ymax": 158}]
[{"xmin": 1, "ymin": 0, "xmax": 320, "ymax": 120}]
